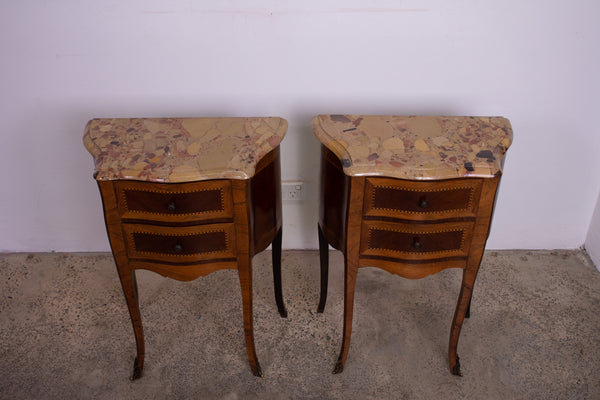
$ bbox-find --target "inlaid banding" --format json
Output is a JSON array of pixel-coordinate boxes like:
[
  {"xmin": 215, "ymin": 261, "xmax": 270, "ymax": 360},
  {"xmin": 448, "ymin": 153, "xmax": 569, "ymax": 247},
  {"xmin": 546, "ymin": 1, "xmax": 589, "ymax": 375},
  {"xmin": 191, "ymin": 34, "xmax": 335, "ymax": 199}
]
[
  {"xmin": 368, "ymin": 228, "xmax": 465, "ymax": 255},
  {"xmin": 132, "ymin": 231, "xmax": 228, "ymax": 256},
  {"xmin": 372, "ymin": 186, "xmax": 474, "ymax": 214},
  {"xmin": 124, "ymin": 188, "xmax": 224, "ymax": 215}
]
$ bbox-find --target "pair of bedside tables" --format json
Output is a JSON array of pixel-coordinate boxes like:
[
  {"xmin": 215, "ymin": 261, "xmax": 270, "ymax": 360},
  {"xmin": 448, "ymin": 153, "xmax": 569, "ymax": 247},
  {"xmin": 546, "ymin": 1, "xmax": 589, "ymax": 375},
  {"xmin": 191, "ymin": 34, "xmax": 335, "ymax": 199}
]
[{"xmin": 84, "ymin": 115, "xmax": 512, "ymax": 379}]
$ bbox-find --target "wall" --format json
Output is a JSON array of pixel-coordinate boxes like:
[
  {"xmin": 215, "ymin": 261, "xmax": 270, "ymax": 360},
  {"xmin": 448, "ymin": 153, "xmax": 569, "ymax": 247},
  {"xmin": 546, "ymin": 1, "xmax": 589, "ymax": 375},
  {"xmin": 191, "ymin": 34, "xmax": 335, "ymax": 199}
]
[
  {"xmin": 1, "ymin": 1, "xmax": 600, "ymax": 252},
  {"xmin": 585, "ymin": 193, "xmax": 600, "ymax": 270}
]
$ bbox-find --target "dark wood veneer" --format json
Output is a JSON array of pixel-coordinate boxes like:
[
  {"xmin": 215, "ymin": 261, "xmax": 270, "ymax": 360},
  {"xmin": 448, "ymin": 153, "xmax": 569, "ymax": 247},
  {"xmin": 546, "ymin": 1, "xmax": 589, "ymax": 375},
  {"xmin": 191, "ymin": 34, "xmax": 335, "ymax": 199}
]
[
  {"xmin": 124, "ymin": 188, "xmax": 223, "ymax": 215},
  {"xmin": 115, "ymin": 180, "xmax": 233, "ymax": 223},
  {"xmin": 319, "ymin": 146, "xmax": 349, "ymax": 251},
  {"xmin": 372, "ymin": 186, "xmax": 472, "ymax": 213},
  {"xmin": 251, "ymin": 148, "xmax": 282, "ymax": 254},
  {"xmin": 132, "ymin": 231, "xmax": 228, "ymax": 255},
  {"xmin": 368, "ymin": 228, "xmax": 465, "ymax": 254},
  {"xmin": 364, "ymin": 177, "xmax": 482, "ymax": 221}
]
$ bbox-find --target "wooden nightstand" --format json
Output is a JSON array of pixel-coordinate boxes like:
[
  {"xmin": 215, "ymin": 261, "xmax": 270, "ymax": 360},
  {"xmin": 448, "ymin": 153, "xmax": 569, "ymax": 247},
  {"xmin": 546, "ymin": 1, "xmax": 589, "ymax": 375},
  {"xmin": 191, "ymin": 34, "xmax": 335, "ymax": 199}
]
[
  {"xmin": 313, "ymin": 115, "xmax": 512, "ymax": 376},
  {"xmin": 84, "ymin": 117, "xmax": 287, "ymax": 379}
]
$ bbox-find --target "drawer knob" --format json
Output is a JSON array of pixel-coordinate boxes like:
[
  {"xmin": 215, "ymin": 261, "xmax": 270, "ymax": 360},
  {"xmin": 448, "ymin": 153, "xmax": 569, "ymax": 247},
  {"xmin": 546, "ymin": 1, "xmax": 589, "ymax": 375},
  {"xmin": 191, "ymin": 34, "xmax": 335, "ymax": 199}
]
[
  {"xmin": 412, "ymin": 237, "xmax": 423, "ymax": 249},
  {"xmin": 173, "ymin": 243, "xmax": 184, "ymax": 253},
  {"xmin": 418, "ymin": 198, "xmax": 429, "ymax": 209},
  {"xmin": 166, "ymin": 202, "xmax": 178, "ymax": 212}
]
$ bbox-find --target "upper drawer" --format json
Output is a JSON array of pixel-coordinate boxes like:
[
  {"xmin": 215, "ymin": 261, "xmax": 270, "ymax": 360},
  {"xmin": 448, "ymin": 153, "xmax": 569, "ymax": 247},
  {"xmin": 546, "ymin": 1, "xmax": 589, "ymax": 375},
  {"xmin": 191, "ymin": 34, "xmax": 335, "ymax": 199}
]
[
  {"xmin": 363, "ymin": 177, "xmax": 482, "ymax": 221},
  {"xmin": 115, "ymin": 180, "xmax": 233, "ymax": 223}
]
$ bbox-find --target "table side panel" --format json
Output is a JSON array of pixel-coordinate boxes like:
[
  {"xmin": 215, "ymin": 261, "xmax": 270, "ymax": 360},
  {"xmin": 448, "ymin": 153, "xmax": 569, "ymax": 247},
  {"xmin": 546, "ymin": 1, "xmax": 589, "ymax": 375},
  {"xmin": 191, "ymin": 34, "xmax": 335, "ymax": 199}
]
[
  {"xmin": 250, "ymin": 148, "xmax": 282, "ymax": 255},
  {"xmin": 97, "ymin": 181, "xmax": 132, "ymax": 272},
  {"xmin": 319, "ymin": 145, "xmax": 350, "ymax": 251}
]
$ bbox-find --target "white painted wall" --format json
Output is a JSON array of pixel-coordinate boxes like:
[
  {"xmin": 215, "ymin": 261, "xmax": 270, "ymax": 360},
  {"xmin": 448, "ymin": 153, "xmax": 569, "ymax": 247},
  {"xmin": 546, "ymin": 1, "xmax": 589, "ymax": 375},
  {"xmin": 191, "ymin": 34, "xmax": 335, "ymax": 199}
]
[{"xmin": 1, "ymin": 1, "xmax": 600, "ymax": 252}]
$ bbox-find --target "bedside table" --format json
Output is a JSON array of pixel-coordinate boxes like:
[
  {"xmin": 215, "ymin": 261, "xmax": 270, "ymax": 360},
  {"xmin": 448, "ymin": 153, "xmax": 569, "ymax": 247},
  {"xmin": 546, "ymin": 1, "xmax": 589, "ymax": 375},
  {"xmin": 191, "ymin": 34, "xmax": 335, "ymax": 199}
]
[
  {"xmin": 84, "ymin": 117, "xmax": 288, "ymax": 379},
  {"xmin": 313, "ymin": 115, "xmax": 512, "ymax": 375}
]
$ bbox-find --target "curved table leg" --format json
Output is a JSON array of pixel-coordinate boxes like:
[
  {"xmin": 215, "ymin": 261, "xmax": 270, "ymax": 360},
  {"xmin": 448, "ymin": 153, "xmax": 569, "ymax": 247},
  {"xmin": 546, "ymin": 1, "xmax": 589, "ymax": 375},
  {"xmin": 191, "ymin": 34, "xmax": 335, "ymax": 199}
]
[
  {"xmin": 317, "ymin": 224, "xmax": 329, "ymax": 313},
  {"xmin": 333, "ymin": 254, "xmax": 359, "ymax": 374},
  {"xmin": 238, "ymin": 255, "xmax": 263, "ymax": 377},
  {"xmin": 117, "ymin": 270, "xmax": 145, "ymax": 381},
  {"xmin": 449, "ymin": 269, "xmax": 476, "ymax": 376},
  {"xmin": 465, "ymin": 293, "xmax": 472, "ymax": 319},
  {"xmin": 271, "ymin": 227, "xmax": 287, "ymax": 318}
]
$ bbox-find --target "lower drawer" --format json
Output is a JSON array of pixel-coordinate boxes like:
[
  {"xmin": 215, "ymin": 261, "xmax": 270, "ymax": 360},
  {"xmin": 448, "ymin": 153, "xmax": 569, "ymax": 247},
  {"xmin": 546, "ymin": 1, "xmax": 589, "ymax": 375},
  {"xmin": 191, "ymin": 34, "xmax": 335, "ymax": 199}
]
[
  {"xmin": 122, "ymin": 223, "xmax": 236, "ymax": 263},
  {"xmin": 360, "ymin": 220, "xmax": 474, "ymax": 260}
]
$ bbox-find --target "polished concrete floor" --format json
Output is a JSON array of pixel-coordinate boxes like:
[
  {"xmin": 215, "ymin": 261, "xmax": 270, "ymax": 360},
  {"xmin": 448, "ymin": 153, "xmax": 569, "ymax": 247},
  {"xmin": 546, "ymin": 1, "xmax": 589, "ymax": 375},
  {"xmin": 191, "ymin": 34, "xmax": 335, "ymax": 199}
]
[{"xmin": 1, "ymin": 249, "xmax": 599, "ymax": 399}]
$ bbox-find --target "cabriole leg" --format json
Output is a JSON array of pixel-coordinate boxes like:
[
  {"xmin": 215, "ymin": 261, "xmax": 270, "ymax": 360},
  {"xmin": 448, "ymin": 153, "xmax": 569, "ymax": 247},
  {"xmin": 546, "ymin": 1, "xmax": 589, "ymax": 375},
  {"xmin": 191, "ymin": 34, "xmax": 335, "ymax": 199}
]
[
  {"xmin": 117, "ymin": 270, "xmax": 145, "ymax": 381},
  {"xmin": 333, "ymin": 254, "xmax": 358, "ymax": 374},
  {"xmin": 317, "ymin": 224, "xmax": 329, "ymax": 313},
  {"xmin": 238, "ymin": 255, "xmax": 263, "ymax": 377},
  {"xmin": 449, "ymin": 269, "xmax": 477, "ymax": 376},
  {"xmin": 271, "ymin": 227, "xmax": 287, "ymax": 318},
  {"xmin": 465, "ymin": 293, "xmax": 472, "ymax": 319}
]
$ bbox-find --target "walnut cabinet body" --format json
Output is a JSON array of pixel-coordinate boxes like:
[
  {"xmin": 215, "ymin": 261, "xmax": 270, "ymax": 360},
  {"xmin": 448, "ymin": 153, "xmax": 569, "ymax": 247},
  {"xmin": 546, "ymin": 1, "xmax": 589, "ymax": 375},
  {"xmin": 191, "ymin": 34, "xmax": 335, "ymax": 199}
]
[
  {"xmin": 98, "ymin": 148, "xmax": 286, "ymax": 379},
  {"xmin": 317, "ymin": 146, "xmax": 501, "ymax": 375}
]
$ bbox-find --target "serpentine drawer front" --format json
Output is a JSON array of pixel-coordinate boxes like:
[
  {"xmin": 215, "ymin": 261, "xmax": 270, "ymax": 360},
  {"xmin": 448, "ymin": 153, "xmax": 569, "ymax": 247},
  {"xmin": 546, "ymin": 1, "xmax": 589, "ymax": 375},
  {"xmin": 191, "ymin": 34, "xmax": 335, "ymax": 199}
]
[
  {"xmin": 122, "ymin": 223, "xmax": 237, "ymax": 263},
  {"xmin": 84, "ymin": 117, "xmax": 288, "ymax": 380},
  {"xmin": 360, "ymin": 220, "xmax": 474, "ymax": 260},
  {"xmin": 115, "ymin": 180, "xmax": 233, "ymax": 223},
  {"xmin": 363, "ymin": 177, "xmax": 482, "ymax": 220},
  {"xmin": 313, "ymin": 114, "xmax": 512, "ymax": 376}
]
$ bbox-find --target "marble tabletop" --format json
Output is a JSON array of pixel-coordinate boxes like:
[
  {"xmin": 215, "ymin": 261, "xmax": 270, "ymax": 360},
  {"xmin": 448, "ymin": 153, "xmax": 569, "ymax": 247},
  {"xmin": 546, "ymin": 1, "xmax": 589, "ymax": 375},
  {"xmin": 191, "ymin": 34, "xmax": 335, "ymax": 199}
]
[
  {"xmin": 312, "ymin": 115, "xmax": 512, "ymax": 180},
  {"xmin": 84, "ymin": 117, "xmax": 287, "ymax": 182}
]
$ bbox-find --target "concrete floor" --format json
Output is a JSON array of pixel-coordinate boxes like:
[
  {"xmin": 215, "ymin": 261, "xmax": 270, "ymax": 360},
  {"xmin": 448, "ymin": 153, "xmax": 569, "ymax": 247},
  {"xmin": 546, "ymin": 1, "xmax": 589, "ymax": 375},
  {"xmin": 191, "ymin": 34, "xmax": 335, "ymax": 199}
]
[{"xmin": 1, "ymin": 250, "xmax": 599, "ymax": 399}]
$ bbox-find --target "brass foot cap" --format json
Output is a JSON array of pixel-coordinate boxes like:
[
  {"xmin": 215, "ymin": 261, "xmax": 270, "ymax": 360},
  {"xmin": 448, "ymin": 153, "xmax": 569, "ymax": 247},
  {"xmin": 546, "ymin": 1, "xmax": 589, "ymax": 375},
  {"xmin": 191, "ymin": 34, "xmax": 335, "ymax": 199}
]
[
  {"xmin": 332, "ymin": 360, "xmax": 344, "ymax": 374},
  {"xmin": 451, "ymin": 356, "xmax": 463, "ymax": 377},
  {"xmin": 252, "ymin": 364, "xmax": 264, "ymax": 378},
  {"xmin": 130, "ymin": 357, "xmax": 143, "ymax": 381}
]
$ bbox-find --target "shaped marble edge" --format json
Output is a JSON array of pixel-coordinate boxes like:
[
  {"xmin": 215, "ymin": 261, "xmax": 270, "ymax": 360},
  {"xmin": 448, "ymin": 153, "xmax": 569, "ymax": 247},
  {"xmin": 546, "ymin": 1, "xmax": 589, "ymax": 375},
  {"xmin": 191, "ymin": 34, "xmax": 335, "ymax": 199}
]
[
  {"xmin": 312, "ymin": 115, "xmax": 512, "ymax": 180},
  {"xmin": 83, "ymin": 117, "xmax": 288, "ymax": 182}
]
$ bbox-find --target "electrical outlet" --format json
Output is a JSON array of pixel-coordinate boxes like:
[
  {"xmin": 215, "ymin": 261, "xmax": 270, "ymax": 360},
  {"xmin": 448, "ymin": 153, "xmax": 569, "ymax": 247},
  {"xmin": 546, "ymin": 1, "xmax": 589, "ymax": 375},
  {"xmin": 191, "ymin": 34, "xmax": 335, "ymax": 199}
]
[{"xmin": 282, "ymin": 181, "xmax": 305, "ymax": 201}]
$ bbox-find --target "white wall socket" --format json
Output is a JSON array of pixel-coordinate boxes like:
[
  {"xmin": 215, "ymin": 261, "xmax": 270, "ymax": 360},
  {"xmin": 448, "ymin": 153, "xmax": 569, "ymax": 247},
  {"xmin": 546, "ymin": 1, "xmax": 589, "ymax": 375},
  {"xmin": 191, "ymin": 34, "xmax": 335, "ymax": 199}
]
[{"xmin": 282, "ymin": 181, "xmax": 305, "ymax": 201}]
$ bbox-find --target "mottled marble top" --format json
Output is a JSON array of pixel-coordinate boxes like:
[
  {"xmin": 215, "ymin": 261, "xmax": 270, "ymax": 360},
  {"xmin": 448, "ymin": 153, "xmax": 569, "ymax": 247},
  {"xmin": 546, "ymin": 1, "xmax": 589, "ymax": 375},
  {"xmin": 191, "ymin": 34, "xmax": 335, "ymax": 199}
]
[
  {"xmin": 312, "ymin": 115, "xmax": 512, "ymax": 179},
  {"xmin": 84, "ymin": 117, "xmax": 287, "ymax": 182}
]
